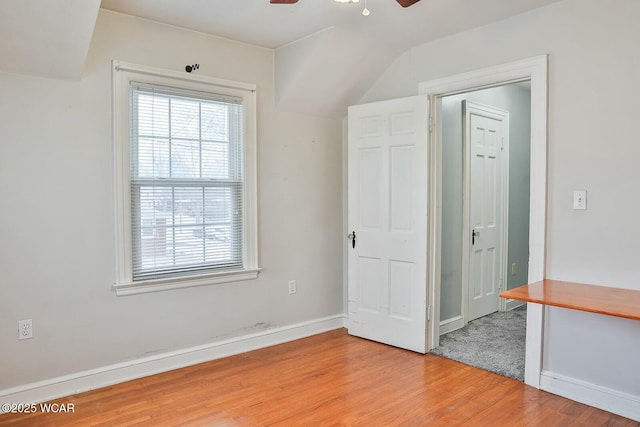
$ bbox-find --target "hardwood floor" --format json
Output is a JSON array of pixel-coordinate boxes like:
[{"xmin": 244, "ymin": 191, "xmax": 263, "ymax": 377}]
[{"xmin": 1, "ymin": 328, "xmax": 636, "ymax": 426}]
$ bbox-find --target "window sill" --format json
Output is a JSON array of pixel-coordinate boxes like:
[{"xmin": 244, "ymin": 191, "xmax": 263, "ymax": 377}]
[{"xmin": 113, "ymin": 268, "xmax": 262, "ymax": 296}]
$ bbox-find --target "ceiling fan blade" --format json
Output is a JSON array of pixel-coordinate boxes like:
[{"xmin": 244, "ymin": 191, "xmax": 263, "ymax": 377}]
[
  {"xmin": 396, "ymin": 0, "xmax": 421, "ymax": 7},
  {"xmin": 270, "ymin": 0, "xmax": 299, "ymax": 3}
]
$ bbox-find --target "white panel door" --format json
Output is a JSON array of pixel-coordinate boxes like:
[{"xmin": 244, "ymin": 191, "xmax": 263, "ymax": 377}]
[
  {"xmin": 464, "ymin": 101, "xmax": 508, "ymax": 322},
  {"xmin": 347, "ymin": 96, "xmax": 429, "ymax": 353}
]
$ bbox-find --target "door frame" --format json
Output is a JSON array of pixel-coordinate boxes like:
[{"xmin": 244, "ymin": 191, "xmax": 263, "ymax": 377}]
[
  {"xmin": 419, "ymin": 55, "xmax": 547, "ymax": 388},
  {"xmin": 461, "ymin": 101, "xmax": 510, "ymax": 325}
]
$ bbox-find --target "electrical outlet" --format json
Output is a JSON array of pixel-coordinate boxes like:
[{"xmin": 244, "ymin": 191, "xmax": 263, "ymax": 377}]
[
  {"xmin": 18, "ymin": 319, "xmax": 33, "ymax": 340},
  {"xmin": 573, "ymin": 190, "xmax": 587, "ymax": 210},
  {"xmin": 288, "ymin": 280, "xmax": 297, "ymax": 295},
  {"xmin": 511, "ymin": 263, "xmax": 517, "ymax": 276}
]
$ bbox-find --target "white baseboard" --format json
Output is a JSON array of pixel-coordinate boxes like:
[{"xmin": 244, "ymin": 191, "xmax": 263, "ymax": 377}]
[
  {"xmin": 0, "ymin": 314, "xmax": 346, "ymax": 409},
  {"xmin": 505, "ymin": 298, "xmax": 525, "ymax": 311},
  {"xmin": 440, "ymin": 315, "xmax": 464, "ymax": 336},
  {"xmin": 540, "ymin": 370, "xmax": 640, "ymax": 421}
]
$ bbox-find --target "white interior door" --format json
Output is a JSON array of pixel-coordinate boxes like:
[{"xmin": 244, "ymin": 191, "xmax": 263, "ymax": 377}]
[
  {"xmin": 464, "ymin": 101, "xmax": 508, "ymax": 322},
  {"xmin": 347, "ymin": 96, "xmax": 429, "ymax": 353}
]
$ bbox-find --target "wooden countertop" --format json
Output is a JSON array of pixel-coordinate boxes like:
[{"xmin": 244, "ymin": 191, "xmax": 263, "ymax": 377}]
[{"xmin": 499, "ymin": 279, "xmax": 640, "ymax": 321}]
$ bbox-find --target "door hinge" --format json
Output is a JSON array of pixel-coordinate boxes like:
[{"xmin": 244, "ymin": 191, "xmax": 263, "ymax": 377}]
[
  {"xmin": 499, "ymin": 278, "xmax": 503, "ymax": 291},
  {"xmin": 428, "ymin": 116, "xmax": 433, "ymax": 133},
  {"xmin": 501, "ymin": 137, "xmax": 505, "ymax": 151},
  {"xmin": 427, "ymin": 305, "xmax": 432, "ymax": 321}
]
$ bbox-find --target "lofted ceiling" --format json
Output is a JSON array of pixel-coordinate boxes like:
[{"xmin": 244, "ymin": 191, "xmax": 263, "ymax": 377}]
[
  {"xmin": 0, "ymin": 0, "xmax": 562, "ymax": 116},
  {"xmin": 0, "ymin": 0, "xmax": 101, "ymax": 80},
  {"xmin": 101, "ymin": 0, "xmax": 365, "ymax": 49},
  {"xmin": 99, "ymin": 0, "xmax": 560, "ymax": 50}
]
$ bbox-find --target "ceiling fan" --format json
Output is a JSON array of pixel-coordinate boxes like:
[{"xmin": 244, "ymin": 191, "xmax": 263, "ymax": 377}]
[{"xmin": 270, "ymin": 0, "xmax": 421, "ymax": 7}]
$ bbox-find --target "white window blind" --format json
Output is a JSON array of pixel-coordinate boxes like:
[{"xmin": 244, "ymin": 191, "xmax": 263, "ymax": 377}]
[{"xmin": 129, "ymin": 82, "xmax": 245, "ymax": 281}]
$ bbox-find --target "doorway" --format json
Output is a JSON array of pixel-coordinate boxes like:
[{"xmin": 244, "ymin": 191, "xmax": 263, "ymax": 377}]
[
  {"xmin": 344, "ymin": 55, "xmax": 547, "ymax": 388},
  {"xmin": 440, "ymin": 83, "xmax": 531, "ymax": 335},
  {"xmin": 420, "ymin": 55, "xmax": 548, "ymax": 387},
  {"xmin": 430, "ymin": 82, "xmax": 530, "ymax": 381}
]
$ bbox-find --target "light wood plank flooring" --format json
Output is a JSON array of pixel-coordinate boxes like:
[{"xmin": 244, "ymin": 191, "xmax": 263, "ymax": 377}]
[{"xmin": 1, "ymin": 328, "xmax": 636, "ymax": 426}]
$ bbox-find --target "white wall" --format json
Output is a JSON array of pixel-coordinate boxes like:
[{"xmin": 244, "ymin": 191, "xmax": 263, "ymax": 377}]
[
  {"xmin": 360, "ymin": 0, "xmax": 640, "ymax": 413},
  {"xmin": 440, "ymin": 83, "xmax": 531, "ymax": 322},
  {"xmin": 0, "ymin": 9, "xmax": 343, "ymax": 391},
  {"xmin": 544, "ymin": 307, "xmax": 640, "ymax": 396}
]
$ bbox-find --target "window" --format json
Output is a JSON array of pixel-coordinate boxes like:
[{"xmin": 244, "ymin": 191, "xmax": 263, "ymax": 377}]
[{"xmin": 113, "ymin": 61, "xmax": 259, "ymax": 295}]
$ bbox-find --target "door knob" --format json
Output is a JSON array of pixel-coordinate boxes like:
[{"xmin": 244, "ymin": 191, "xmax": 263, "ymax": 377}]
[
  {"xmin": 348, "ymin": 231, "xmax": 356, "ymax": 249},
  {"xmin": 472, "ymin": 229, "xmax": 480, "ymax": 245}
]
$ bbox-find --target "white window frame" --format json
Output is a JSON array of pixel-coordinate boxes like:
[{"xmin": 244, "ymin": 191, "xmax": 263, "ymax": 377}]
[{"xmin": 112, "ymin": 60, "xmax": 260, "ymax": 296}]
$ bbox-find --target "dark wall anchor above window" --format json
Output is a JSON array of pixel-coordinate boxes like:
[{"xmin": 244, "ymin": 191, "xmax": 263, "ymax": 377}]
[{"xmin": 185, "ymin": 63, "xmax": 200, "ymax": 73}]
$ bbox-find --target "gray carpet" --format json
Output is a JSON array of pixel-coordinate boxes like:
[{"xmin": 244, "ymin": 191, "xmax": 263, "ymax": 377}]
[{"xmin": 431, "ymin": 305, "xmax": 526, "ymax": 381}]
